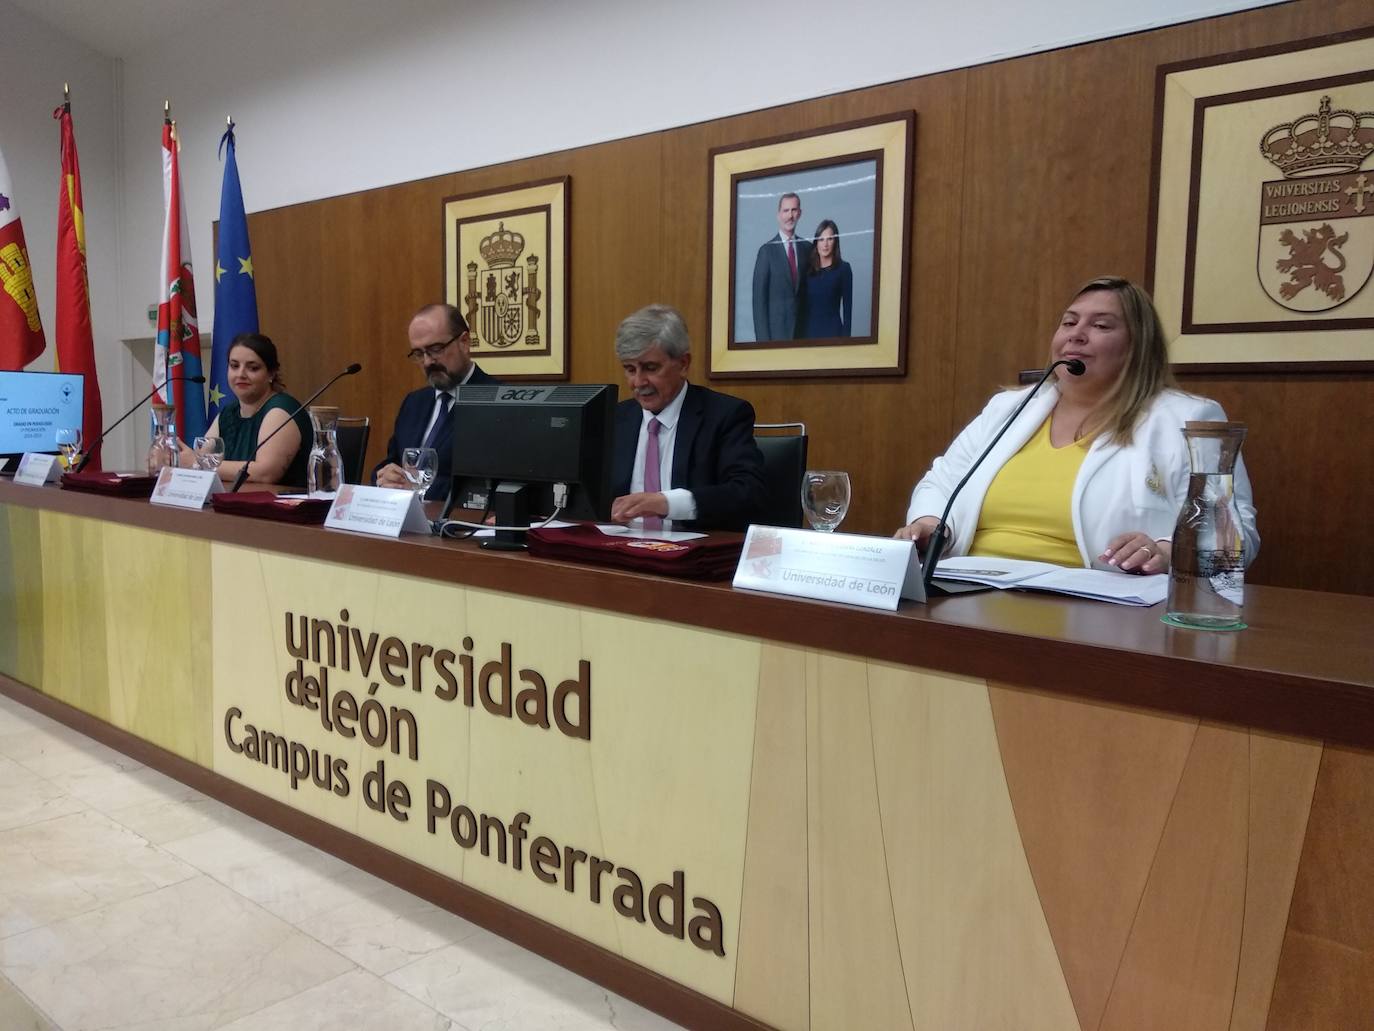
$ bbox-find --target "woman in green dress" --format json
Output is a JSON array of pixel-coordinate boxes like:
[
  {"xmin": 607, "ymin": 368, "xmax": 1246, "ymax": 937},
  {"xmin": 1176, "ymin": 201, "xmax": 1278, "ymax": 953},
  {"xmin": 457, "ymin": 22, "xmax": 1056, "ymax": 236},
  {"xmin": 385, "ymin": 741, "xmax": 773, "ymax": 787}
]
[{"xmin": 183, "ymin": 333, "xmax": 311, "ymax": 487}]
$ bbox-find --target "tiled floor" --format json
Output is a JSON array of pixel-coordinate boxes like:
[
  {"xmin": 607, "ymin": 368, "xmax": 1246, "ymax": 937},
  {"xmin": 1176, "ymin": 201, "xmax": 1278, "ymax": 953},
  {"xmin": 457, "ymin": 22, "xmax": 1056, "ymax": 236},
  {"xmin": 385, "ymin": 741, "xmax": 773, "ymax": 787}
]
[{"xmin": 0, "ymin": 691, "xmax": 682, "ymax": 1031}]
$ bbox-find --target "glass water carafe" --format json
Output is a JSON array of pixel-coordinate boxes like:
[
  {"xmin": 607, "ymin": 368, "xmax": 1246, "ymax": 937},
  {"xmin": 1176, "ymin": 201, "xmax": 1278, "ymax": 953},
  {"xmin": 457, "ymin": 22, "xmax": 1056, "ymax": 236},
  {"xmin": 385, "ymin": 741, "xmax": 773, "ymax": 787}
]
[
  {"xmin": 307, "ymin": 405, "xmax": 343, "ymax": 497},
  {"xmin": 1166, "ymin": 421, "xmax": 1247, "ymax": 630},
  {"xmin": 146, "ymin": 403, "xmax": 179, "ymax": 474}
]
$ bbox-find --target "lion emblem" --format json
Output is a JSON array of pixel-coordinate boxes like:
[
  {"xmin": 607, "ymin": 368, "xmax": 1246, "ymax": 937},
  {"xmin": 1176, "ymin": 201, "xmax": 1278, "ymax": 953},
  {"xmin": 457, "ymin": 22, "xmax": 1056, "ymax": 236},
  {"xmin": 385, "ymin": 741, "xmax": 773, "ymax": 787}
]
[{"xmin": 1274, "ymin": 223, "xmax": 1348, "ymax": 302}]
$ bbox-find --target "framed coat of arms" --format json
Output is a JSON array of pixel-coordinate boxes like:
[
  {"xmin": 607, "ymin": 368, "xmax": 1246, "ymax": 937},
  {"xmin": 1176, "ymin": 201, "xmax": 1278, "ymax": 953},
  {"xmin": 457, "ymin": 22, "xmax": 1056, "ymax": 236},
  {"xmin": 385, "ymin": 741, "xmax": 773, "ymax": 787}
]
[
  {"xmin": 443, "ymin": 177, "xmax": 569, "ymax": 381},
  {"xmin": 1147, "ymin": 29, "xmax": 1374, "ymax": 371}
]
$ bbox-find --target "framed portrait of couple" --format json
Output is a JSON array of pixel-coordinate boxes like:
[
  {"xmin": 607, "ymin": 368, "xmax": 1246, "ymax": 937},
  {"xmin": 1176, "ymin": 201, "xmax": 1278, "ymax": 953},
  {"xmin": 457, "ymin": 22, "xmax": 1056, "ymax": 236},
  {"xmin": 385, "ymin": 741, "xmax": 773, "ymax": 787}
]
[{"xmin": 706, "ymin": 112, "xmax": 915, "ymax": 379}]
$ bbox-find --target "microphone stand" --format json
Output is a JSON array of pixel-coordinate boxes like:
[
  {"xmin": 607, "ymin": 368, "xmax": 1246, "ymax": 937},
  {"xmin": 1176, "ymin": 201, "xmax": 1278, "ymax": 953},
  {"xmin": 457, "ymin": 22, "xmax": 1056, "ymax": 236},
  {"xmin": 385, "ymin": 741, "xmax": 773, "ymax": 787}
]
[
  {"xmin": 73, "ymin": 375, "xmax": 206, "ymax": 474},
  {"xmin": 230, "ymin": 364, "xmax": 362, "ymax": 492},
  {"xmin": 922, "ymin": 358, "xmax": 1085, "ymax": 591}
]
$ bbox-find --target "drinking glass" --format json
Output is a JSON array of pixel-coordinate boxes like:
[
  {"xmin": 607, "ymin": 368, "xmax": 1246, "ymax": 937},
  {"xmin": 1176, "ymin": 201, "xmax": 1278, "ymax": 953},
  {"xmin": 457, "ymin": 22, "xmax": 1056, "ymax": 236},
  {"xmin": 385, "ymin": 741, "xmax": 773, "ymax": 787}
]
[
  {"xmin": 402, "ymin": 447, "xmax": 437, "ymax": 498},
  {"xmin": 801, "ymin": 470, "xmax": 851, "ymax": 532},
  {"xmin": 55, "ymin": 427, "xmax": 82, "ymax": 470},
  {"xmin": 193, "ymin": 435, "xmax": 225, "ymax": 472}
]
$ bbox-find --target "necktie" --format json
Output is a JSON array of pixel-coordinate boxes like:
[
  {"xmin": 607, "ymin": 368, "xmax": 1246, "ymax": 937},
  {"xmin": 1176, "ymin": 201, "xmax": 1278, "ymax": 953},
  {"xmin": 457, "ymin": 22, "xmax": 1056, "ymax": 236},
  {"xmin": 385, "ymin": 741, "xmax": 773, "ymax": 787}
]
[
  {"xmin": 786, "ymin": 239, "xmax": 797, "ymax": 285},
  {"xmin": 643, "ymin": 417, "xmax": 664, "ymax": 531},
  {"xmin": 423, "ymin": 393, "xmax": 453, "ymax": 450}
]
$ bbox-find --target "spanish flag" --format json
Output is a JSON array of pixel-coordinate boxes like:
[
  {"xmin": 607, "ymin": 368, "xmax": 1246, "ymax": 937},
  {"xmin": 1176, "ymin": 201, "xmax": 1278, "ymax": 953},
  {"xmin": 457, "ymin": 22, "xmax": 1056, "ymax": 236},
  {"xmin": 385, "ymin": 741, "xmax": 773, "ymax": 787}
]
[
  {"xmin": 54, "ymin": 99, "xmax": 104, "ymax": 469},
  {"xmin": 0, "ymin": 144, "xmax": 46, "ymax": 370}
]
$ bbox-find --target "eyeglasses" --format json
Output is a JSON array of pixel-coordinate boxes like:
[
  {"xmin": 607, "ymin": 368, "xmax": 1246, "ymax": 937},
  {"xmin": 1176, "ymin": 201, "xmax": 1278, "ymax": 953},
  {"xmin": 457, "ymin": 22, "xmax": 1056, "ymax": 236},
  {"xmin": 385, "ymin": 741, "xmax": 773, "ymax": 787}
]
[{"xmin": 406, "ymin": 335, "xmax": 460, "ymax": 363}]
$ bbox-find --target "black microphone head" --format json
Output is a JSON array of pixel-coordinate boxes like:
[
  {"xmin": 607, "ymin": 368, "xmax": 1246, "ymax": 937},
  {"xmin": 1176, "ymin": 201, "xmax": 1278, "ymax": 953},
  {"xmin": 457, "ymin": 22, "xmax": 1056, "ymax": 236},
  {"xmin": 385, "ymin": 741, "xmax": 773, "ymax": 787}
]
[
  {"xmin": 189, "ymin": 374, "xmax": 207, "ymax": 383},
  {"xmin": 1065, "ymin": 359, "xmax": 1086, "ymax": 376},
  {"xmin": 345, "ymin": 363, "xmax": 362, "ymax": 375}
]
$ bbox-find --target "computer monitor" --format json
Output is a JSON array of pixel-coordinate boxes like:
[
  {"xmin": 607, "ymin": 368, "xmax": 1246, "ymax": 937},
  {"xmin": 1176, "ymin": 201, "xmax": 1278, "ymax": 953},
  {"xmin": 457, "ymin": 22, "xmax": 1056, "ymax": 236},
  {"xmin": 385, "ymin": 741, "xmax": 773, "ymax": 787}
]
[
  {"xmin": 446, "ymin": 383, "xmax": 618, "ymax": 548},
  {"xmin": 0, "ymin": 371, "xmax": 85, "ymax": 464}
]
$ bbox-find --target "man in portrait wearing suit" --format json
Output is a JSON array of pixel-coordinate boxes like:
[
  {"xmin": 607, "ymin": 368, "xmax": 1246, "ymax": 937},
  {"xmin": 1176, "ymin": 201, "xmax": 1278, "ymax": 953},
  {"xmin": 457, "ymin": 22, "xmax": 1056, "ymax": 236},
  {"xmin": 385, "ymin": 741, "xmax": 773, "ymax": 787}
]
[
  {"xmin": 610, "ymin": 304, "xmax": 767, "ymax": 532},
  {"xmin": 373, "ymin": 303, "xmax": 498, "ymax": 500},
  {"xmin": 751, "ymin": 191, "xmax": 811, "ymax": 341}
]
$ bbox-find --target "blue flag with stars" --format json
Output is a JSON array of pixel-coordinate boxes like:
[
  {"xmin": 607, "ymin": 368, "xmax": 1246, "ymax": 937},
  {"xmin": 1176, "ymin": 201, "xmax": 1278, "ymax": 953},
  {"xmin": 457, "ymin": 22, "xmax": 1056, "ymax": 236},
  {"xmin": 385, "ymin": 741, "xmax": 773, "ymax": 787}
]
[{"xmin": 209, "ymin": 122, "xmax": 258, "ymax": 423}]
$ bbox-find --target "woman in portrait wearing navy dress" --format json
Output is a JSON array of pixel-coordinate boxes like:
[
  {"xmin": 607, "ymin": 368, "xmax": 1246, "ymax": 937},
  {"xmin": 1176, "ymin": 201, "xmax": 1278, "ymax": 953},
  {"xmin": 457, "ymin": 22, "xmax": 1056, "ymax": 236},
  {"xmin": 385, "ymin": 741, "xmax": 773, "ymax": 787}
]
[{"xmin": 799, "ymin": 219, "xmax": 852, "ymax": 339}]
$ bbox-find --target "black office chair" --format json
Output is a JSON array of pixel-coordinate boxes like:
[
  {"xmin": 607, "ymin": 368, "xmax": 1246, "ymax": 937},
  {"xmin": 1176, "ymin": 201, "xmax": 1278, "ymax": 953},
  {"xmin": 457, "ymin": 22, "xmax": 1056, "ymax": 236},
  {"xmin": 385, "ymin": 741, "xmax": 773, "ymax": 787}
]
[
  {"xmin": 753, "ymin": 422, "xmax": 808, "ymax": 528},
  {"xmin": 335, "ymin": 416, "xmax": 371, "ymax": 484}
]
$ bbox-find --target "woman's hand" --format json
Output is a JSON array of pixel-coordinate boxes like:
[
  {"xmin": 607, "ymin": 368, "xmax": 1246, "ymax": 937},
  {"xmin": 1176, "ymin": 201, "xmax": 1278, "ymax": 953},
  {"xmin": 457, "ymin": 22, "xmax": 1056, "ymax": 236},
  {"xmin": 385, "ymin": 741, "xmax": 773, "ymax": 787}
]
[
  {"xmin": 176, "ymin": 441, "xmax": 196, "ymax": 468},
  {"xmin": 894, "ymin": 515, "xmax": 941, "ymax": 550},
  {"xmin": 1102, "ymin": 532, "xmax": 1171, "ymax": 574}
]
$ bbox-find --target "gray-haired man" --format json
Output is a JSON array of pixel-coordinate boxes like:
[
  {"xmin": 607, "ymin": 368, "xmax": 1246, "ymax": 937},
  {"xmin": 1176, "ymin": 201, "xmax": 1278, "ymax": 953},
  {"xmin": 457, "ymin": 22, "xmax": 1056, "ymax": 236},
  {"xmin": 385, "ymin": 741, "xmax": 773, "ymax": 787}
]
[{"xmin": 610, "ymin": 304, "xmax": 767, "ymax": 532}]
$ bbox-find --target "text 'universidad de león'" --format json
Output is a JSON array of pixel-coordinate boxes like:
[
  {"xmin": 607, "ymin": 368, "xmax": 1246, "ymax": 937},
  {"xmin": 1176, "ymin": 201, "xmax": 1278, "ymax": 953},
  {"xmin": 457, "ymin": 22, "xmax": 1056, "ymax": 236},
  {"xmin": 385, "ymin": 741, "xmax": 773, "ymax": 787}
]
[{"xmin": 218, "ymin": 608, "xmax": 725, "ymax": 956}]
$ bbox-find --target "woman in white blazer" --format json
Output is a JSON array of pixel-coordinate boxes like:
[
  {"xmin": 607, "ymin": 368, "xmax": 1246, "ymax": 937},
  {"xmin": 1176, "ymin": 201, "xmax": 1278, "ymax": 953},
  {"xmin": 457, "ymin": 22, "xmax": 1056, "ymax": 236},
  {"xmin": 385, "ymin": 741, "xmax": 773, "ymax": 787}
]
[{"xmin": 895, "ymin": 276, "xmax": 1259, "ymax": 573}]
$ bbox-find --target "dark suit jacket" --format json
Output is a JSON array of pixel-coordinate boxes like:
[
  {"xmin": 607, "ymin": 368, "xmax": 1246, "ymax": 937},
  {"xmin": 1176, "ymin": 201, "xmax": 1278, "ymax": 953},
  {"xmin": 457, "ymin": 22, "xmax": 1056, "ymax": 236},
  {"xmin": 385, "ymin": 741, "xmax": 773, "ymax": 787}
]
[
  {"xmin": 612, "ymin": 383, "xmax": 767, "ymax": 532},
  {"xmin": 751, "ymin": 233, "xmax": 812, "ymax": 342},
  {"xmin": 372, "ymin": 364, "xmax": 498, "ymax": 499}
]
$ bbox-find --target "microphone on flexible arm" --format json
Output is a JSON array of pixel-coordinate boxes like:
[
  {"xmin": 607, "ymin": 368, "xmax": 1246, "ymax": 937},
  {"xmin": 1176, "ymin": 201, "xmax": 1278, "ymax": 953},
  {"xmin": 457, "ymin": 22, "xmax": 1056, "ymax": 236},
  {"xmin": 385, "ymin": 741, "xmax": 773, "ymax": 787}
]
[
  {"xmin": 72, "ymin": 375, "xmax": 207, "ymax": 474},
  {"xmin": 921, "ymin": 357, "xmax": 1086, "ymax": 591},
  {"xmin": 229, "ymin": 363, "xmax": 363, "ymax": 493}
]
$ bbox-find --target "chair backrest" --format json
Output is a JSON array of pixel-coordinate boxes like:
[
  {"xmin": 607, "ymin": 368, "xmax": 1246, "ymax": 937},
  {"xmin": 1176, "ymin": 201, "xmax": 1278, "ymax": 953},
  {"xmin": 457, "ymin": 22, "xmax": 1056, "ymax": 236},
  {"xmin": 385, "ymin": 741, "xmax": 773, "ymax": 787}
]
[
  {"xmin": 335, "ymin": 416, "xmax": 371, "ymax": 484},
  {"xmin": 753, "ymin": 422, "xmax": 808, "ymax": 528}
]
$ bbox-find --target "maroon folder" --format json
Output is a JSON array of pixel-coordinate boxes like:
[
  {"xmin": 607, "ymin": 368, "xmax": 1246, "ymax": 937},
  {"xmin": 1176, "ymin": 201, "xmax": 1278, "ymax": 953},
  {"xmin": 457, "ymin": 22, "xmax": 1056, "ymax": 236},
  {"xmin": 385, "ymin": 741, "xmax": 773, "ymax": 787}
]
[
  {"xmin": 60, "ymin": 471, "xmax": 159, "ymax": 498},
  {"xmin": 210, "ymin": 491, "xmax": 333, "ymax": 524},
  {"xmin": 527, "ymin": 524, "xmax": 742, "ymax": 580}
]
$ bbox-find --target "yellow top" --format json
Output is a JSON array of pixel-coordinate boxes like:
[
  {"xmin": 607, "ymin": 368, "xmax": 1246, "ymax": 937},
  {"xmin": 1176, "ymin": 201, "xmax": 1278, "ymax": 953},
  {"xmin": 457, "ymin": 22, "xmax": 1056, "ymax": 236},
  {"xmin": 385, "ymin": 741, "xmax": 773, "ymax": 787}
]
[{"xmin": 969, "ymin": 416, "xmax": 1088, "ymax": 567}]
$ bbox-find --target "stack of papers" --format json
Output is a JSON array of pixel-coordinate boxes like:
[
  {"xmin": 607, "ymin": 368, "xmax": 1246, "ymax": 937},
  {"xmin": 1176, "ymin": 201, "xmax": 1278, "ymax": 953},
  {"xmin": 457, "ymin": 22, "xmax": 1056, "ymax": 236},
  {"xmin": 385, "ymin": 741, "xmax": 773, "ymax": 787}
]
[{"xmin": 934, "ymin": 556, "xmax": 1167, "ymax": 606}]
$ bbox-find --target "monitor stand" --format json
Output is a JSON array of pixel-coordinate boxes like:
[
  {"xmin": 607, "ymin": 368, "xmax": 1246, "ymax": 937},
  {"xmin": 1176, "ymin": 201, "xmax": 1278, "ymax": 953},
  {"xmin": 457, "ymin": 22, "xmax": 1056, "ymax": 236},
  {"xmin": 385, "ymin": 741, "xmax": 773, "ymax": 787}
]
[{"xmin": 481, "ymin": 481, "xmax": 531, "ymax": 551}]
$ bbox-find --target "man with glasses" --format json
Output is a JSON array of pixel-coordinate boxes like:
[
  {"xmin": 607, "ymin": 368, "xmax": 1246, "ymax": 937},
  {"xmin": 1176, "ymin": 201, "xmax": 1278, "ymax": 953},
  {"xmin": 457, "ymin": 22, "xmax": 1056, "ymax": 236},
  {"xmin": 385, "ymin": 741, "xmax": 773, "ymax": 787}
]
[{"xmin": 372, "ymin": 303, "xmax": 498, "ymax": 499}]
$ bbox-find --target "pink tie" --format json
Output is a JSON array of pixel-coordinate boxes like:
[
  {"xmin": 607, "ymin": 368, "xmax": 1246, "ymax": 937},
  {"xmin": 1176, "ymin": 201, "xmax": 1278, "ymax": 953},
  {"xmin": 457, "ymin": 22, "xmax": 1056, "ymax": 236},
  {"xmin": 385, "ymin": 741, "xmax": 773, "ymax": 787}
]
[
  {"xmin": 643, "ymin": 417, "xmax": 663, "ymax": 531},
  {"xmin": 786, "ymin": 239, "xmax": 797, "ymax": 285}
]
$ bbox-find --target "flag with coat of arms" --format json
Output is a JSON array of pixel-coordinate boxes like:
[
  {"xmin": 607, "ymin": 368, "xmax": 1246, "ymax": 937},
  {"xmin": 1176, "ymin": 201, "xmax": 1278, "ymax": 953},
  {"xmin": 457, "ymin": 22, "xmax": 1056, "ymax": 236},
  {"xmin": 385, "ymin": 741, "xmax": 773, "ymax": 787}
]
[
  {"xmin": 0, "ymin": 144, "xmax": 47, "ymax": 369},
  {"xmin": 152, "ymin": 113, "xmax": 207, "ymax": 439},
  {"xmin": 54, "ymin": 97, "xmax": 105, "ymax": 468}
]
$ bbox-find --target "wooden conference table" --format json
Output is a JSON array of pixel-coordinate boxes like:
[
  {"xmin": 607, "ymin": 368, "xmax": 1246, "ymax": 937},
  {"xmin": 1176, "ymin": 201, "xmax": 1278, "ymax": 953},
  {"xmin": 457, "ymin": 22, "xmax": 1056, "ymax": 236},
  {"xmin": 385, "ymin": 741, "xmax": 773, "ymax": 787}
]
[{"xmin": 1, "ymin": 479, "xmax": 1371, "ymax": 1031}]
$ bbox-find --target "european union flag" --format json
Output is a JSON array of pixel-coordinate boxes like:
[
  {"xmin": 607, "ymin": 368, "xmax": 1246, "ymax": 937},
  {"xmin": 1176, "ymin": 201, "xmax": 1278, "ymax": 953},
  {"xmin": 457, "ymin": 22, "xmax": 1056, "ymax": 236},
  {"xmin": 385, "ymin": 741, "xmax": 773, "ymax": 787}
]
[{"xmin": 208, "ymin": 122, "xmax": 258, "ymax": 423}]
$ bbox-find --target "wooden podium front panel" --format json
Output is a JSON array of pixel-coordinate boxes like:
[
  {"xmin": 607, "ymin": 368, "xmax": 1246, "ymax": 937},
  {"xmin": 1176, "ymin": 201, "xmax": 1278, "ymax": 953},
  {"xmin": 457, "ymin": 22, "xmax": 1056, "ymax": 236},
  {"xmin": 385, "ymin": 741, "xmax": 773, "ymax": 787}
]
[{"xmin": 2, "ymin": 495, "xmax": 1372, "ymax": 1030}]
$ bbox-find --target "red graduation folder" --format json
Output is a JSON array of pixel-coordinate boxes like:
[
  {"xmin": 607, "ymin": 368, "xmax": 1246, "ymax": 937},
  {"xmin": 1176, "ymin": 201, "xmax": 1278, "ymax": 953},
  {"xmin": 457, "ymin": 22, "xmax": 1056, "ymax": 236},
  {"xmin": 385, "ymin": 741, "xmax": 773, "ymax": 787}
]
[
  {"xmin": 60, "ymin": 471, "xmax": 158, "ymax": 498},
  {"xmin": 210, "ymin": 491, "xmax": 333, "ymax": 524},
  {"xmin": 527, "ymin": 524, "xmax": 742, "ymax": 580}
]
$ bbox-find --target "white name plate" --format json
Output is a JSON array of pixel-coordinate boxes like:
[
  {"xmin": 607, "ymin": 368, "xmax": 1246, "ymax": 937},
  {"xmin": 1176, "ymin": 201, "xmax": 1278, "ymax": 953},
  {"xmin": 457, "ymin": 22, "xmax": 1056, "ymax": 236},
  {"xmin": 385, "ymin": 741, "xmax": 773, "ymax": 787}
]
[
  {"xmin": 14, "ymin": 453, "xmax": 62, "ymax": 486},
  {"xmin": 325, "ymin": 484, "xmax": 430, "ymax": 538},
  {"xmin": 150, "ymin": 467, "xmax": 217, "ymax": 509},
  {"xmin": 733, "ymin": 526, "xmax": 926, "ymax": 611}
]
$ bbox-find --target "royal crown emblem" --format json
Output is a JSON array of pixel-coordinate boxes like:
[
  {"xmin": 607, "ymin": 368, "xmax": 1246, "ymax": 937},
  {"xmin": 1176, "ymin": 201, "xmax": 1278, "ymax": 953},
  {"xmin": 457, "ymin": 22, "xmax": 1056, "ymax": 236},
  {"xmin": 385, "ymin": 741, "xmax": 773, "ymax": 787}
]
[
  {"xmin": 478, "ymin": 222, "xmax": 525, "ymax": 268},
  {"xmin": 1260, "ymin": 96, "xmax": 1374, "ymax": 178},
  {"xmin": 1255, "ymin": 93, "xmax": 1374, "ymax": 313}
]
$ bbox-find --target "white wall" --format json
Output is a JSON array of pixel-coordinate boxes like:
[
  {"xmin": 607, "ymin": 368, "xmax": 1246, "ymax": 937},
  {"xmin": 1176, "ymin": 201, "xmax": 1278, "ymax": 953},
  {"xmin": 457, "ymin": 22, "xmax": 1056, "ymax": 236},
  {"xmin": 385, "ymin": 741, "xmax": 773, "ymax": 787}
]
[
  {"xmin": 112, "ymin": 0, "xmax": 1280, "ymax": 340},
  {"xmin": 0, "ymin": 1, "xmax": 132, "ymax": 462}
]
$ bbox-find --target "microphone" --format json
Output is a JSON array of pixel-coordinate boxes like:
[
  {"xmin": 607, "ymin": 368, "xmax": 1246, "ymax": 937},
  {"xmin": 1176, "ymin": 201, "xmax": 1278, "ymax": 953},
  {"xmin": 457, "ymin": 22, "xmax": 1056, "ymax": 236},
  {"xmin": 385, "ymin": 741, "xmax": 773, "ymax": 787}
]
[
  {"xmin": 230, "ymin": 363, "xmax": 362, "ymax": 492},
  {"xmin": 921, "ymin": 358, "xmax": 1085, "ymax": 590},
  {"xmin": 73, "ymin": 375, "xmax": 206, "ymax": 473}
]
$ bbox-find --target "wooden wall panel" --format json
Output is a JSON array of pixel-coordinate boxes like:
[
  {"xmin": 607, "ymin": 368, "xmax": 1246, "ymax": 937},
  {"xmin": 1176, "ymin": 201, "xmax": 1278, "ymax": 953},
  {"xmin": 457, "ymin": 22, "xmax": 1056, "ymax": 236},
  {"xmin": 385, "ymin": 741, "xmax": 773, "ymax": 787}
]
[
  {"xmin": 1098, "ymin": 723, "xmax": 1250, "ymax": 1031},
  {"xmin": 242, "ymin": 0, "xmax": 1374, "ymax": 595},
  {"xmin": 988, "ymin": 686, "xmax": 1198, "ymax": 1031},
  {"xmin": 1266, "ymin": 745, "xmax": 1374, "ymax": 1029}
]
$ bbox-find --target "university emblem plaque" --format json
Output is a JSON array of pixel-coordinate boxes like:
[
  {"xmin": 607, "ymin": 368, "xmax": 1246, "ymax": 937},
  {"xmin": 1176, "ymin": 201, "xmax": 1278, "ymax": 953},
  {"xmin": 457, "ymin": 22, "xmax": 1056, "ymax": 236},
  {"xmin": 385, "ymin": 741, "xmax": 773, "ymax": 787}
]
[
  {"xmin": 1257, "ymin": 96, "xmax": 1374, "ymax": 313},
  {"xmin": 1149, "ymin": 30, "xmax": 1374, "ymax": 369},
  {"xmin": 443, "ymin": 177, "xmax": 569, "ymax": 380}
]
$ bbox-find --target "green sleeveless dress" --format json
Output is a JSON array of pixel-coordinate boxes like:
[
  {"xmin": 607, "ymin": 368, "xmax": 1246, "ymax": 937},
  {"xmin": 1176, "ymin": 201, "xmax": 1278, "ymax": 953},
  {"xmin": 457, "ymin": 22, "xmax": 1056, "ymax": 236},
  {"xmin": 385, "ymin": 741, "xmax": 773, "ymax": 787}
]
[{"xmin": 218, "ymin": 392, "xmax": 312, "ymax": 488}]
